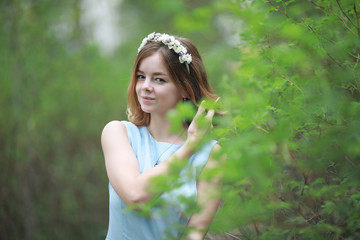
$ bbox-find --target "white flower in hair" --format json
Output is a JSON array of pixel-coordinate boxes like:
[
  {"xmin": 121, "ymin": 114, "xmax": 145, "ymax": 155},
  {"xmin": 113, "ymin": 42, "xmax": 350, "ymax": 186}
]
[
  {"xmin": 137, "ymin": 32, "xmax": 193, "ymax": 68},
  {"xmin": 180, "ymin": 54, "xmax": 192, "ymax": 64},
  {"xmin": 148, "ymin": 32, "xmax": 155, "ymax": 39}
]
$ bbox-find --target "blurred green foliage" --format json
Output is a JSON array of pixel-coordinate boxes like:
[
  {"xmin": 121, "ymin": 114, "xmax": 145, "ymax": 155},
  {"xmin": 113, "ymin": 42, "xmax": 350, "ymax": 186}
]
[
  {"xmin": 208, "ymin": 1, "xmax": 360, "ymax": 239},
  {"xmin": 1, "ymin": 0, "xmax": 359, "ymax": 239}
]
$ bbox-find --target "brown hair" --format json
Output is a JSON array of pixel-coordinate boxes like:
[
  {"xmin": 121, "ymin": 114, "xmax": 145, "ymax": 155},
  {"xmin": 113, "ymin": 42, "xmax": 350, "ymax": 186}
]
[{"xmin": 127, "ymin": 35, "xmax": 218, "ymax": 126}]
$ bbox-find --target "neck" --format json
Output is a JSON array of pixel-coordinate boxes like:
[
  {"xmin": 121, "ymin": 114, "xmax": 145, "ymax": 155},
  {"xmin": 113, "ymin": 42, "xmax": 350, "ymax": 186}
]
[{"xmin": 148, "ymin": 114, "xmax": 185, "ymax": 144}]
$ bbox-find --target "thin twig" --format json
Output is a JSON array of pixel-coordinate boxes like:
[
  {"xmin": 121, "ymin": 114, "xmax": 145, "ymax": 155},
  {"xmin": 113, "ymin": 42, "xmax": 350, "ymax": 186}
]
[
  {"xmin": 224, "ymin": 232, "xmax": 241, "ymax": 239},
  {"xmin": 310, "ymin": 0, "xmax": 357, "ymax": 36},
  {"xmin": 256, "ymin": 125, "xmax": 269, "ymax": 134},
  {"xmin": 279, "ymin": 73, "xmax": 305, "ymax": 95},
  {"xmin": 266, "ymin": 0, "xmax": 297, "ymax": 24},
  {"xmin": 349, "ymin": 52, "xmax": 360, "ymax": 60},
  {"xmin": 253, "ymin": 220, "xmax": 261, "ymax": 236},
  {"xmin": 307, "ymin": 25, "xmax": 336, "ymax": 44},
  {"xmin": 266, "ymin": 34, "xmax": 272, "ymax": 49},
  {"xmin": 295, "ymin": 203, "xmax": 312, "ymax": 226},
  {"xmin": 307, "ymin": 25, "xmax": 347, "ymax": 69},
  {"xmin": 336, "ymin": 0, "xmax": 356, "ymax": 28},
  {"xmin": 354, "ymin": 2, "xmax": 360, "ymax": 38},
  {"xmin": 309, "ymin": 0, "xmax": 325, "ymax": 9},
  {"xmin": 326, "ymin": 52, "xmax": 345, "ymax": 69},
  {"xmin": 267, "ymin": 0, "xmax": 290, "ymax": 18},
  {"xmin": 345, "ymin": 156, "xmax": 355, "ymax": 167}
]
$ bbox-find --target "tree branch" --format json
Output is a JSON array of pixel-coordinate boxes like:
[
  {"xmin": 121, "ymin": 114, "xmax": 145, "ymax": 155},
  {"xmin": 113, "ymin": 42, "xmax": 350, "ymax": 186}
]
[
  {"xmin": 326, "ymin": 52, "xmax": 345, "ymax": 69},
  {"xmin": 336, "ymin": 0, "xmax": 356, "ymax": 28},
  {"xmin": 279, "ymin": 73, "xmax": 305, "ymax": 95},
  {"xmin": 267, "ymin": 0, "xmax": 290, "ymax": 18},
  {"xmin": 354, "ymin": 2, "xmax": 360, "ymax": 38},
  {"xmin": 309, "ymin": 0, "xmax": 357, "ymax": 37},
  {"xmin": 266, "ymin": 0, "xmax": 297, "ymax": 23}
]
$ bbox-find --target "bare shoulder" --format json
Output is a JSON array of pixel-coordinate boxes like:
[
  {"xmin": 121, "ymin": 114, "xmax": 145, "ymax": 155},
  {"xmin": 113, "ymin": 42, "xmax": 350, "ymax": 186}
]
[
  {"xmin": 101, "ymin": 121, "xmax": 128, "ymax": 148},
  {"xmin": 102, "ymin": 120, "xmax": 126, "ymax": 133}
]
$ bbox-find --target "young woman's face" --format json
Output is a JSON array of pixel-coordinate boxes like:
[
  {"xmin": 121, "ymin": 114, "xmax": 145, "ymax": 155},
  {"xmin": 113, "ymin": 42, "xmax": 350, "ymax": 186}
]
[{"xmin": 136, "ymin": 52, "xmax": 183, "ymax": 115}]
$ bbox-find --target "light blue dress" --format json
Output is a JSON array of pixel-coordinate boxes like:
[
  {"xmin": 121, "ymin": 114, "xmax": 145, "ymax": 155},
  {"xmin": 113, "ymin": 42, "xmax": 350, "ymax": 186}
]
[{"xmin": 105, "ymin": 121, "xmax": 217, "ymax": 240}]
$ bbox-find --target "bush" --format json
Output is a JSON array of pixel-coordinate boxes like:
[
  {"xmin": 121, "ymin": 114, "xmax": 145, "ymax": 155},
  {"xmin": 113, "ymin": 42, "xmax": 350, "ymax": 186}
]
[{"xmin": 207, "ymin": 0, "xmax": 360, "ymax": 239}]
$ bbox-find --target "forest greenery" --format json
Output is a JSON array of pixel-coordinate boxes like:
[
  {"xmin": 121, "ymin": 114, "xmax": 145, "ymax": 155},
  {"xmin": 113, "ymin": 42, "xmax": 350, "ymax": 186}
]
[{"xmin": 1, "ymin": 0, "xmax": 359, "ymax": 239}]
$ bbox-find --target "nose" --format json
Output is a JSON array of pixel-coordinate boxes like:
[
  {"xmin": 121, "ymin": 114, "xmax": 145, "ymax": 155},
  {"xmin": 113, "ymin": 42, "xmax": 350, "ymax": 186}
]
[{"xmin": 142, "ymin": 78, "xmax": 153, "ymax": 91}]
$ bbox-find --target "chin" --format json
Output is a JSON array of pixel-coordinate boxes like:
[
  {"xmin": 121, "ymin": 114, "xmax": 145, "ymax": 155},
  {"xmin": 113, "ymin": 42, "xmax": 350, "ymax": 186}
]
[{"xmin": 140, "ymin": 106, "xmax": 153, "ymax": 113}]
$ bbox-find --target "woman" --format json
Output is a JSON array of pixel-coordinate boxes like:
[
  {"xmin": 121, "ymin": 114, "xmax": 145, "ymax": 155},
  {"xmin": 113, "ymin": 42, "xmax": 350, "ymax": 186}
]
[{"xmin": 101, "ymin": 32, "xmax": 222, "ymax": 240}]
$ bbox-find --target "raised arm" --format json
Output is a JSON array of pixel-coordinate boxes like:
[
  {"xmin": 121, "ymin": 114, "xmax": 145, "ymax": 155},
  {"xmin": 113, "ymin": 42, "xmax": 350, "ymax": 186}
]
[
  {"xmin": 101, "ymin": 121, "xmax": 194, "ymax": 206},
  {"xmin": 102, "ymin": 101, "xmax": 215, "ymax": 206}
]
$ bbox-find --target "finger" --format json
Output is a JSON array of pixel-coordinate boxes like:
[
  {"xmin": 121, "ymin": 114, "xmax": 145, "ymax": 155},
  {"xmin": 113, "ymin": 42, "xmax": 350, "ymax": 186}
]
[
  {"xmin": 206, "ymin": 109, "xmax": 215, "ymax": 120},
  {"xmin": 198, "ymin": 100, "xmax": 206, "ymax": 113},
  {"xmin": 193, "ymin": 100, "xmax": 206, "ymax": 121}
]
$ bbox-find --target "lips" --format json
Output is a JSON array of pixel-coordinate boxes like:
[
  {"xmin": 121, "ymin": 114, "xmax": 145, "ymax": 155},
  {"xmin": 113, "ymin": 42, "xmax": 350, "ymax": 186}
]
[{"xmin": 141, "ymin": 96, "xmax": 155, "ymax": 103}]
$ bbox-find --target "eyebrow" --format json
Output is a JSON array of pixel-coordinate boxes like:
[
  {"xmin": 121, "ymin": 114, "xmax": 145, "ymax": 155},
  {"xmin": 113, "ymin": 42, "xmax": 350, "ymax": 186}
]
[{"xmin": 137, "ymin": 70, "xmax": 168, "ymax": 77}]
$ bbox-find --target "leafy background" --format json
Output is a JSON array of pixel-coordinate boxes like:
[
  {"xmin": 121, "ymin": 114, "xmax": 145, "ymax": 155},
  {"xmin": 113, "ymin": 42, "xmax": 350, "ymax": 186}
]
[{"xmin": 1, "ymin": 0, "xmax": 359, "ymax": 239}]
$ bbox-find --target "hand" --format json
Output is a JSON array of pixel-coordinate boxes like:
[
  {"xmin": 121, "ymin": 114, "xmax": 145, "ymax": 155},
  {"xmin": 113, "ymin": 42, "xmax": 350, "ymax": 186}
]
[{"xmin": 186, "ymin": 100, "xmax": 216, "ymax": 147}]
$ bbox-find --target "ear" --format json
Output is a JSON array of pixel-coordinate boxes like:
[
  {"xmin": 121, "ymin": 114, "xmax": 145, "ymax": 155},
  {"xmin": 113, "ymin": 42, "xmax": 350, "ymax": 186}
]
[{"xmin": 181, "ymin": 90, "xmax": 188, "ymax": 99}]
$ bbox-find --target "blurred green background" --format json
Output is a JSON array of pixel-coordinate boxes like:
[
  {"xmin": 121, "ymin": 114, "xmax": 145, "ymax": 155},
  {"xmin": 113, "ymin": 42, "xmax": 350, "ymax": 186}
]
[{"xmin": 1, "ymin": 0, "xmax": 360, "ymax": 239}]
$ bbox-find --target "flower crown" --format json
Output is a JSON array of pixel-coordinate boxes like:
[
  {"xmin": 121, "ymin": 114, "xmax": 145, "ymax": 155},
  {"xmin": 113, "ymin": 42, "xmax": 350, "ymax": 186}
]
[{"xmin": 137, "ymin": 32, "xmax": 192, "ymax": 67}]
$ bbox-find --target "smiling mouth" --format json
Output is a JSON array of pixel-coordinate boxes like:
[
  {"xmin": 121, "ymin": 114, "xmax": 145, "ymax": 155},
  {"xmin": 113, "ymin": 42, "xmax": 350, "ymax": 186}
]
[{"xmin": 141, "ymin": 96, "xmax": 155, "ymax": 102}]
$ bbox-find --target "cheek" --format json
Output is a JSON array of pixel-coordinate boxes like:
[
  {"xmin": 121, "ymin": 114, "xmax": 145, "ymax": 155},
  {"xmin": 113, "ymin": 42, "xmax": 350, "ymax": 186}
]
[
  {"xmin": 135, "ymin": 82, "xmax": 141, "ymax": 95},
  {"xmin": 168, "ymin": 87, "xmax": 183, "ymax": 102}
]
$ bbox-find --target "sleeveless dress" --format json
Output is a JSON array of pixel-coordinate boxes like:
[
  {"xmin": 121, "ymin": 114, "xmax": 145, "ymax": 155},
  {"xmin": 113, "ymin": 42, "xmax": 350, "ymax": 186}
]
[{"xmin": 105, "ymin": 121, "xmax": 217, "ymax": 240}]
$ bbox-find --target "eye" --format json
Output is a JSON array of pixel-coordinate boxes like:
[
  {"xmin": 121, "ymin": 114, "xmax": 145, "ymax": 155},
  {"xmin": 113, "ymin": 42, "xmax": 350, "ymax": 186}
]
[
  {"xmin": 154, "ymin": 78, "xmax": 166, "ymax": 83},
  {"xmin": 137, "ymin": 74, "xmax": 145, "ymax": 80}
]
